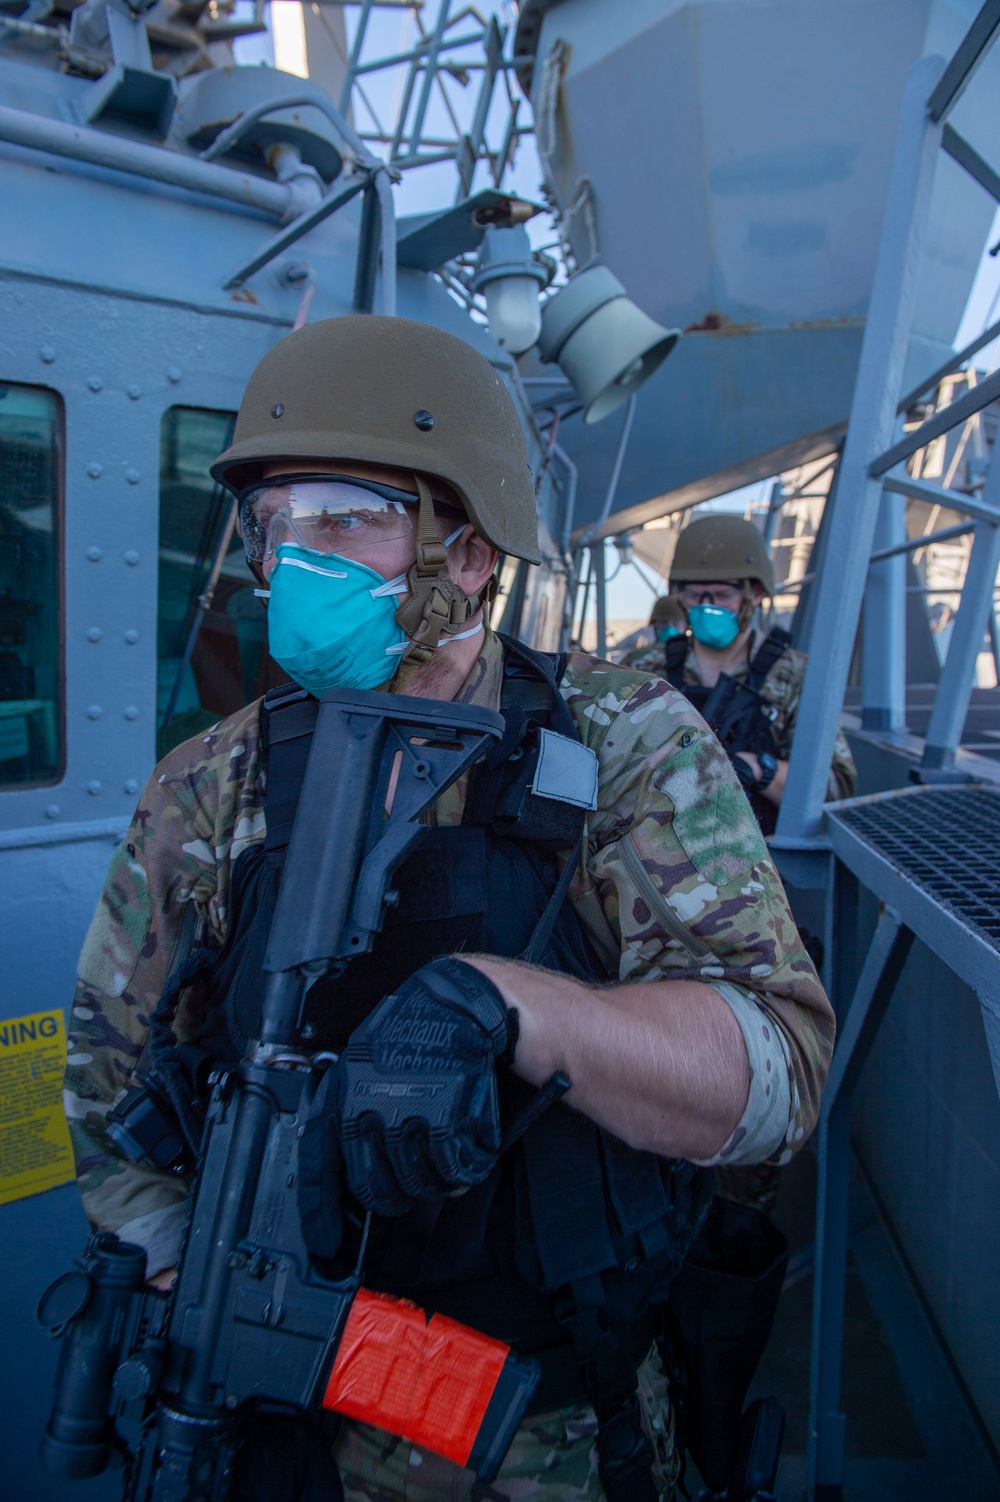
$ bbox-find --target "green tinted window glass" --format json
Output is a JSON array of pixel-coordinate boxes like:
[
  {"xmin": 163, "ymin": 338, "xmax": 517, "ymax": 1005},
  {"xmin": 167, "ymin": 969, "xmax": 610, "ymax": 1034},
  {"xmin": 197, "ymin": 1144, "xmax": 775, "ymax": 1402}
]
[
  {"xmin": 0, "ymin": 384, "xmax": 62, "ymax": 787},
  {"xmin": 158, "ymin": 407, "xmax": 277, "ymax": 758}
]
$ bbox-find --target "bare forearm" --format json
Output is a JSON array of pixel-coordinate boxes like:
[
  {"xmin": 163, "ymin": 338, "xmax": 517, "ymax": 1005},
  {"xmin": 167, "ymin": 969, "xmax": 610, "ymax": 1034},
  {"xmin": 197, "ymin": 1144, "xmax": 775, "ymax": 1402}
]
[{"xmin": 464, "ymin": 957, "xmax": 749, "ymax": 1161}]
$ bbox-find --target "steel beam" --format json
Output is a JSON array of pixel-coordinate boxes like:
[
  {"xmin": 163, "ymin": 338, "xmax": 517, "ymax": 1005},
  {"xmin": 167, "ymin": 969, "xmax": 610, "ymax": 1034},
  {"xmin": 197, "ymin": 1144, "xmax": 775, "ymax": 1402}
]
[
  {"xmin": 353, "ymin": 180, "xmax": 381, "ymax": 312},
  {"xmin": 573, "ymin": 393, "xmax": 637, "ymax": 548},
  {"xmin": 862, "ymin": 484, "xmax": 907, "ymax": 732},
  {"xmin": 807, "ymin": 909, "xmax": 915, "ymax": 1502},
  {"xmin": 922, "ymin": 522, "xmax": 1000, "ymax": 768},
  {"xmin": 594, "ymin": 544, "xmax": 607, "ymax": 659},
  {"xmin": 919, "ymin": 419, "xmax": 1000, "ymax": 770},
  {"xmin": 340, "ymin": 0, "xmax": 375, "ymax": 115},
  {"xmin": 927, "ymin": 0, "xmax": 1000, "ymax": 123},
  {"xmin": 374, "ymin": 167, "xmax": 397, "ymax": 316},
  {"xmin": 881, "ymin": 471, "xmax": 1000, "ymax": 525},
  {"xmin": 778, "ymin": 55, "xmax": 945, "ymax": 839},
  {"xmin": 897, "ymin": 312, "xmax": 1000, "ymax": 411},
  {"xmin": 872, "ymin": 366, "xmax": 1000, "ymax": 477},
  {"xmin": 943, "ymin": 122, "xmax": 1000, "ymax": 202},
  {"xmin": 401, "ymin": 0, "xmax": 452, "ymax": 162}
]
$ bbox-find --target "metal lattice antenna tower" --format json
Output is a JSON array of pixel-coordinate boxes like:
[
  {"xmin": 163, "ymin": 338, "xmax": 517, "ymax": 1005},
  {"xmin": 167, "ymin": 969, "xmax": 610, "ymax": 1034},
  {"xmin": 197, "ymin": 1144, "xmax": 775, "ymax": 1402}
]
[{"xmin": 323, "ymin": 1, "xmax": 530, "ymax": 201}]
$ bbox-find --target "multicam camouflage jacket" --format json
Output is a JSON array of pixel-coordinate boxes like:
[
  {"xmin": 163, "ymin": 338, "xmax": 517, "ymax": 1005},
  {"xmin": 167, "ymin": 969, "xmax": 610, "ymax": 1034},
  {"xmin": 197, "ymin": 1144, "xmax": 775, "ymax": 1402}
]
[
  {"xmin": 620, "ymin": 627, "xmax": 856, "ymax": 802},
  {"xmin": 65, "ymin": 630, "xmax": 834, "ymax": 1277}
]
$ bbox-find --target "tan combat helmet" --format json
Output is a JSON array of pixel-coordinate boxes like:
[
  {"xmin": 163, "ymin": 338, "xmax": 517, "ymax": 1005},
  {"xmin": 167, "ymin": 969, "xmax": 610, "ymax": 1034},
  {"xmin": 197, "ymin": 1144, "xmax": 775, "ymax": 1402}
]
[
  {"xmin": 670, "ymin": 515, "xmax": 775, "ymax": 596},
  {"xmin": 650, "ymin": 594, "xmax": 687, "ymax": 630},
  {"xmin": 213, "ymin": 316, "xmax": 540, "ymax": 563},
  {"xmin": 213, "ymin": 316, "xmax": 540, "ymax": 663}
]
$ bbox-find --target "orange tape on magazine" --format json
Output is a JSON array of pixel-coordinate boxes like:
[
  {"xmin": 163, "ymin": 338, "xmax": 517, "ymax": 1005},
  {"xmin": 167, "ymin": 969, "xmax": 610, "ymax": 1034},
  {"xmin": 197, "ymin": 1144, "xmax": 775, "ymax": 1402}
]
[{"xmin": 321, "ymin": 1287, "xmax": 539, "ymax": 1480}]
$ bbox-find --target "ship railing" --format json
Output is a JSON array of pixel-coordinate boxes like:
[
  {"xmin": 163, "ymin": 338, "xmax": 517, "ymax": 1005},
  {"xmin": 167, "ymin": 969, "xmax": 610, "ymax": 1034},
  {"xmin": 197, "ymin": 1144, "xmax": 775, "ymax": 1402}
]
[{"xmin": 756, "ymin": 7, "xmax": 1000, "ymax": 1497}]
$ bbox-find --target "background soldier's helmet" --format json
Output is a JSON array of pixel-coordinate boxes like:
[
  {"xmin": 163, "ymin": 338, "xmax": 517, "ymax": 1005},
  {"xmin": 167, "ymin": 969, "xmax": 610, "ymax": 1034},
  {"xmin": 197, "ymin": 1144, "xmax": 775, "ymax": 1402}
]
[
  {"xmin": 670, "ymin": 515, "xmax": 775, "ymax": 596},
  {"xmin": 650, "ymin": 593, "xmax": 688, "ymax": 630},
  {"xmin": 212, "ymin": 314, "xmax": 541, "ymax": 564}
]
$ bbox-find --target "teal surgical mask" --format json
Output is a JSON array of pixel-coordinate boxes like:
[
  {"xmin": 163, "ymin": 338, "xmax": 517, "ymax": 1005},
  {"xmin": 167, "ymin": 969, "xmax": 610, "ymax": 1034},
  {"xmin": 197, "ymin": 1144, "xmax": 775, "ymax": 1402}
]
[
  {"xmin": 687, "ymin": 603, "xmax": 740, "ymax": 650},
  {"xmin": 656, "ymin": 625, "xmax": 682, "ymax": 642},
  {"xmin": 262, "ymin": 531, "xmax": 475, "ymax": 696}
]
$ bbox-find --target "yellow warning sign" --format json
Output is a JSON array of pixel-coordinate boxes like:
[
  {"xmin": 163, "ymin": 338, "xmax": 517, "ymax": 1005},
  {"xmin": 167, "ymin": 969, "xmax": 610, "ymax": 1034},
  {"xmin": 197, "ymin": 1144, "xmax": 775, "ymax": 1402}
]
[{"xmin": 0, "ymin": 1009, "xmax": 75, "ymax": 1206}]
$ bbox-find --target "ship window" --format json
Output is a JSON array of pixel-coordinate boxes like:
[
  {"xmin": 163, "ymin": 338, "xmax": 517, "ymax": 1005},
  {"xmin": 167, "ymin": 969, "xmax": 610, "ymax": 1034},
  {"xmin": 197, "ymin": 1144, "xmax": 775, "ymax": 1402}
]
[
  {"xmin": 0, "ymin": 384, "xmax": 62, "ymax": 788},
  {"xmin": 158, "ymin": 407, "xmax": 281, "ymax": 758}
]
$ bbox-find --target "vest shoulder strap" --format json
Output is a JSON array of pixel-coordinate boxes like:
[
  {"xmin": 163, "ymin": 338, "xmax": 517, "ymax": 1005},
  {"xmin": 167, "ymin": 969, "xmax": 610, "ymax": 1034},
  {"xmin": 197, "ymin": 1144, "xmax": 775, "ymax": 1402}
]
[
  {"xmin": 663, "ymin": 634, "xmax": 689, "ymax": 689},
  {"xmin": 496, "ymin": 632, "xmax": 568, "ymax": 714},
  {"xmin": 260, "ymin": 684, "xmax": 317, "ymax": 850},
  {"xmin": 745, "ymin": 627, "xmax": 791, "ymax": 693}
]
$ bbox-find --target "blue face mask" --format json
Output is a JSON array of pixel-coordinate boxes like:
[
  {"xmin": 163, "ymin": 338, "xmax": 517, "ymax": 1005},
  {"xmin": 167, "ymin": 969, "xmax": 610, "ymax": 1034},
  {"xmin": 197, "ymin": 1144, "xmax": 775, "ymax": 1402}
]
[
  {"xmin": 687, "ymin": 603, "xmax": 740, "ymax": 650},
  {"xmin": 656, "ymin": 625, "xmax": 682, "ymax": 642},
  {"xmin": 265, "ymin": 543, "xmax": 408, "ymax": 694},
  {"xmin": 263, "ymin": 529, "xmax": 476, "ymax": 697}
]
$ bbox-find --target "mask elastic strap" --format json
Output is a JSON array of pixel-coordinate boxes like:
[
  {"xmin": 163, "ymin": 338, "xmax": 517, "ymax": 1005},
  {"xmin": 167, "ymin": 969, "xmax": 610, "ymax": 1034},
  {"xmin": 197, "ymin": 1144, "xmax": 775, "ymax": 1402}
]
[
  {"xmin": 384, "ymin": 620, "xmax": 483, "ymax": 657},
  {"xmin": 370, "ymin": 575, "xmax": 408, "ymax": 599},
  {"xmin": 371, "ymin": 524, "xmax": 465, "ymax": 602}
]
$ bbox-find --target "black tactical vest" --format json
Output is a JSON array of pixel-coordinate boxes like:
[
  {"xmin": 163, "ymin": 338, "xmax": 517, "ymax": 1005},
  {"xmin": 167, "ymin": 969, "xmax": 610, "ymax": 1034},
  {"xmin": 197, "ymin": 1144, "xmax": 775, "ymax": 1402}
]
[
  {"xmin": 664, "ymin": 628, "xmax": 791, "ymax": 834},
  {"xmin": 156, "ymin": 636, "xmax": 712, "ymax": 1407}
]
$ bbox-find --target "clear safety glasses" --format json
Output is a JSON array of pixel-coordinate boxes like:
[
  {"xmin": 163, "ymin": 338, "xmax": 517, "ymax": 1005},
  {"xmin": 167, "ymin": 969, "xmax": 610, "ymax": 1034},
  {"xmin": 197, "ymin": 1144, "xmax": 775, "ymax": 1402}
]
[{"xmin": 237, "ymin": 475, "xmax": 421, "ymax": 564}]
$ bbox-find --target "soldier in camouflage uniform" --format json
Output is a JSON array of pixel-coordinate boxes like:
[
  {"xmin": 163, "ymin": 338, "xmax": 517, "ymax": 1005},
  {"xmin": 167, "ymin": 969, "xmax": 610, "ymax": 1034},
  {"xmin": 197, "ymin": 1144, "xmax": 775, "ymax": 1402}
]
[
  {"xmin": 65, "ymin": 318, "xmax": 835, "ymax": 1501},
  {"xmin": 620, "ymin": 517, "xmax": 855, "ymax": 821},
  {"xmin": 615, "ymin": 594, "xmax": 687, "ymax": 663}
]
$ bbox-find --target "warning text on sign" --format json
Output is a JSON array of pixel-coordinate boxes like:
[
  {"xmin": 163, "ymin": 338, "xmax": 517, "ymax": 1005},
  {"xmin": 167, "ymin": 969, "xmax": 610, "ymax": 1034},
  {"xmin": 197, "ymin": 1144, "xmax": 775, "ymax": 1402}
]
[{"xmin": 0, "ymin": 1009, "xmax": 75, "ymax": 1207}]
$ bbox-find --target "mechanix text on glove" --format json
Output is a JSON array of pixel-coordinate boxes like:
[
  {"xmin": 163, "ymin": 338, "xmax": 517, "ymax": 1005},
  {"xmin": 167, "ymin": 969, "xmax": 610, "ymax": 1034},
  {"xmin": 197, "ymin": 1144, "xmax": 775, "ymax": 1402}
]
[{"xmin": 335, "ymin": 956, "xmax": 516, "ymax": 1216}]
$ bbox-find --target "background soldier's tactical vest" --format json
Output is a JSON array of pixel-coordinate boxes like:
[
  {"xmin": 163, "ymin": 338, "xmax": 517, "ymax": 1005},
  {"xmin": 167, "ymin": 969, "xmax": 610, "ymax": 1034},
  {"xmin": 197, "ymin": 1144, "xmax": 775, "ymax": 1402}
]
[
  {"xmin": 147, "ymin": 636, "xmax": 712, "ymax": 1423},
  {"xmin": 663, "ymin": 629, "xmax": 791, "ymax": 834}
]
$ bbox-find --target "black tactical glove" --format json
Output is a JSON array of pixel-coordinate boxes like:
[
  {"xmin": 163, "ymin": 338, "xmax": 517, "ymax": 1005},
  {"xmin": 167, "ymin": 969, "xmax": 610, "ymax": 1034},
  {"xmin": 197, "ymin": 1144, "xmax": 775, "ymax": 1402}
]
[{"xmin": 336, "ymin": 956, "xmax": 517, "ymax": 1216}]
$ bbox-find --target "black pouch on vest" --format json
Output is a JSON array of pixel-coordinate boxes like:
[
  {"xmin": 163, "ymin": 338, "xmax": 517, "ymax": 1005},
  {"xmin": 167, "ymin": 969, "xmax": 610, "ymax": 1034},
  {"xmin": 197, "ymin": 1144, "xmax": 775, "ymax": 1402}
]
[{"xmin": 661, "ymin": 1197, "xmax": 788, "ymax": 1493}]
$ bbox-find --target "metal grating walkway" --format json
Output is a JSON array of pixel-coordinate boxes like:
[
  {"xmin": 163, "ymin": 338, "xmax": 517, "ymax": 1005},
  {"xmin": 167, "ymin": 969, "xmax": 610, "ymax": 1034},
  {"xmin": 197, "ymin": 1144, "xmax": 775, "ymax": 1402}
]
[{"xmin": 834, "ymin": 787, "xmax": 1000, "ymax": 949}]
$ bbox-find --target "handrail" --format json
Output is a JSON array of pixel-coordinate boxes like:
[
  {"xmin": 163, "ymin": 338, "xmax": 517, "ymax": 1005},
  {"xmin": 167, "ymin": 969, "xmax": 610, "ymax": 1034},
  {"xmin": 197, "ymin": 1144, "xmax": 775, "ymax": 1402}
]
[
  {"xmin": 0, "ymin": 102, "xmax": 291, "ymax": 218},
  {"xmin": 199, "ymin": 88, "xmax": 383, "ymax": 175},
  {"xmin": 200, "ymin": 88, "xmax": 397, "ymax": 313}
]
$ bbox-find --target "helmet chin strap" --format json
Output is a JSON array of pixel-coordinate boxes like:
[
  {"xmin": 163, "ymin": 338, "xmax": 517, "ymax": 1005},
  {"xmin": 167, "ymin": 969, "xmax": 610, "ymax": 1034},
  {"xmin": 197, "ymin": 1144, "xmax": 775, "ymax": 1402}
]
[
  {"xmin": 737, "ymin": 581, "xmax": 759, "ymax": 635},
  {"xmin": 393, "ymin": 475, "xmax": 481, "ymax": 664}
]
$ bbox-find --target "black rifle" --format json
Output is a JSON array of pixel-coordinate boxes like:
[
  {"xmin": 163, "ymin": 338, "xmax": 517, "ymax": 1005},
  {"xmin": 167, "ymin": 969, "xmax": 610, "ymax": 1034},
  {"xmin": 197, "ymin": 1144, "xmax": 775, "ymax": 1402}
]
[{"xmin": 39, "ymin": 688, "xmax": 548, "ymax": 1500}]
